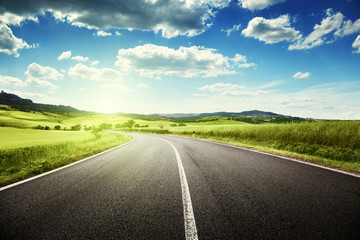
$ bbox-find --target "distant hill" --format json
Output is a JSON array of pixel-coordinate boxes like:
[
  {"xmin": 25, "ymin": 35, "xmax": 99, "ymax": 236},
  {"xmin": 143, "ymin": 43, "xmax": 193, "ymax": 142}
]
[
  {"xmin": 156, "ymin": 110, "xmax": 305, "ymax": 123},
  {"xmin": 0, "ymin": 91, "xmax": 85, "ymax": 114}
]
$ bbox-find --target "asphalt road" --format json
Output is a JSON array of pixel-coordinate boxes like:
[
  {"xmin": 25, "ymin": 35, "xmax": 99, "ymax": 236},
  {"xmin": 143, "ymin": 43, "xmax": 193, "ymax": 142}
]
[{"xmin": 1, "ymin": 133, "xmax": 360, "ymax": 239}]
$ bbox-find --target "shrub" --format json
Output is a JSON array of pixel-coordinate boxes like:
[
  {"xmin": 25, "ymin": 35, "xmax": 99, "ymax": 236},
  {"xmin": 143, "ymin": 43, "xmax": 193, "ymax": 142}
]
[{"xmin": 71, "ymin": 124, "xmax": 82, "ymax": 131}]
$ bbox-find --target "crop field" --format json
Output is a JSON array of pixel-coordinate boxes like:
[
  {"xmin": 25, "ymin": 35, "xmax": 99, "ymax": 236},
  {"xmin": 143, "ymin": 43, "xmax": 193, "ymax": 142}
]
[{"xmin": 0, "ymin": 127, "xmax": 95, "ymax": 149}]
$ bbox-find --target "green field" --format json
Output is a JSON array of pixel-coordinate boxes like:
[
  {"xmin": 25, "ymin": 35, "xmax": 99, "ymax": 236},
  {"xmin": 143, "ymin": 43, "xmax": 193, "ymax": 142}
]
[
  {"xmin": 167, "ymin": 121, "xmax": 360, "ymax": 173},
  {"xmin": 0, "ymin": 127, "xmax": 132, "ymax": 186},
  {"xmin": 1, "ymin": 109, "xmax": 359, "ymax": 186}
]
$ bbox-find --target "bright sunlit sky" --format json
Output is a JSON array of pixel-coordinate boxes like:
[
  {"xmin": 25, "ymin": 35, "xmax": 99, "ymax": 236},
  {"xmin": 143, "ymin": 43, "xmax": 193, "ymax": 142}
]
[{"xmin": 1, "ymin": 0, "xmax": 360, "ymax": 119}]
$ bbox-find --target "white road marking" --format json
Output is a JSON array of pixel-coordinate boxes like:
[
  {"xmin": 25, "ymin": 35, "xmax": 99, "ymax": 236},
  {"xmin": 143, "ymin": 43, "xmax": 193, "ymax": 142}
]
[
  {"xmin": 0, "ymin": 137, "xmax": 135, "ymax": 192},
  {"xmin": 162, "ymin": 139, "xmax": 199, "ymax": 240}
]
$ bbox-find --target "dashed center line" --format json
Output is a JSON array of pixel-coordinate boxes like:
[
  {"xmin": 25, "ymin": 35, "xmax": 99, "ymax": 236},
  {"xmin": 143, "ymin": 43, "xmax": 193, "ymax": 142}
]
[{"xmin": 162, "ymin": 139, "xmax": 199, "ymax": 240}]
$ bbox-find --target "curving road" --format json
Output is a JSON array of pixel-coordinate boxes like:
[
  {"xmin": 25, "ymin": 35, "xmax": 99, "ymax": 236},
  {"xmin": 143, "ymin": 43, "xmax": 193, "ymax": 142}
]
[{"xmin": 1, "ymin": 133, "xmax": 360, "ymax": 239}]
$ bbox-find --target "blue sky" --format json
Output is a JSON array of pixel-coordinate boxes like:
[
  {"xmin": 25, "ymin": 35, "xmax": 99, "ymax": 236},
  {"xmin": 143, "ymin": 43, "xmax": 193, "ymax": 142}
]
[{"xmin": 0, "ymin": 0, "xmax": 359, "ymax": 119}]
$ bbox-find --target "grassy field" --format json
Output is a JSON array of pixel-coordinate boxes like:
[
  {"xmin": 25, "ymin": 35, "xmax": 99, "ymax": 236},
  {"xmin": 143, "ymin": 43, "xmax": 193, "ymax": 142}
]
[
  {"xmin": 0, "ymin": 128, "xmax": 132, "ymax": 186},
  {"xmin": 165, "ymin": 121, "xmax": 360, "ymax": 174}
]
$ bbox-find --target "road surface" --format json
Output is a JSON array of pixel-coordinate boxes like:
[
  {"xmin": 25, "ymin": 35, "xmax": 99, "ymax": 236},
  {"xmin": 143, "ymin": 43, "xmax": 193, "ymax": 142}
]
[{"xmin": 1, "ymin": 133, "xmax": 360, "ymax": 239}]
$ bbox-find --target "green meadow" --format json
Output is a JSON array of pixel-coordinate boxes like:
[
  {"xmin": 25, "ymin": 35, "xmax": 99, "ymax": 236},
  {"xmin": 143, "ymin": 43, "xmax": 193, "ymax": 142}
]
[
  {"xmin": 1, "ymin": 108, "xmax": 359, "ymax": 186},
  {"xmin": 0, "ymin": 125, "xmax": 132, "ymax": 186}
]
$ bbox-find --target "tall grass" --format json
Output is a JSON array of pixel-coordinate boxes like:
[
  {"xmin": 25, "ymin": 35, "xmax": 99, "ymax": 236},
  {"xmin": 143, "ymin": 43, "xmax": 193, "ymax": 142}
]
[
  {"xmin": 0, "ymin": 131, "xmax": 132, "ymax": 186},
  {"xmin": 175, "ymin": 121, "xmax": 360, "ymax": 172}
]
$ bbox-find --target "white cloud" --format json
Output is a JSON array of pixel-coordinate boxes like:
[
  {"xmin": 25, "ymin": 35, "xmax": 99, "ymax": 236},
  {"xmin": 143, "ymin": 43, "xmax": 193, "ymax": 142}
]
[
  {"xmin": 23, "ymin": 63, "xmax": 62, "ymax": 90},
  {"xmin": 0, "ymin": 24, "xmax": 34, "ymax": 57},
  {"xmin": 242, "ymin": 15, "xmax": 301, "ymax": 44},
  {"xmin": 94, "ymin": 30, "xmax": 112, "ymax": 37},
  {"xmin": 0, "ymin": 12, "xmax": 38, "ymax": 57},
  {"xmin": 24, "ymin": 78, "xmax": 58, "ymax": 90},
  {"xmin": 115, "ymin": 31, "xmax": 121, "ymax": 36},
  {"xmin": 335, "ymin": 18, "xmax": 360, "ymax": 37},
  {"xmin": 101, "ymin": 83, "xmax": 131, "ymax": 92},
  {"xmin": 115, "ymin": 44, "xmax": 243, "ymax": 78},
  {"xmin": 71, "ymin": 55, "xmax": 89, "ymax": 62},
  {"xmin": 289, "ymin": 9, "xmax": 344, "ymax": 50},
  {"xmin": 0, "ymin": 12, "xmax": 38, "ymax": 26},
  {"xmin": 293, "ymin": 72, "xmax": 310, "ymax": 79},
  {"xmin": 352, "ymin": 35, "xmax": 360, "ymax": 53},
  {"xmin": 0, "ymin": 0, "xmax": 231, "ymax": 38},
  {"xmin": 137, "ymin": 83, "xmax": 149, "ymax": 88},
  {"xmin": 199, "ymin": 83, "xmax": 268, "ymax": 97},
  {"xmin": 68, "ymin": 63, "xmax": 123, "ymax": 82},
  {"xmin": 239, "ymin": 0, "xmax": 287, "ymax": 10},
  {"xmin": 222, "ymin": 24, "xmax": 241, "ymax": 36},
  {"xmin": 90, "ymin": 60, "xmax": 99, "ymax": 66},
  {"xmin": 0, "ymin": 74, "xmax": 25, "ymax": 87},
  {"xmin": 57, "ymin": 50, "xmax": 71, "ymax": 60},
  {"xmin": 199, "ymin": 83, "xmax": 246, "ymax": 92},
  {"xmin": 25, "ymin": 63, "xmax": 63, "ymax": 81},
  {"xmin": 231, "ymin": 54, "xmax": 256, "ymax": 68}
]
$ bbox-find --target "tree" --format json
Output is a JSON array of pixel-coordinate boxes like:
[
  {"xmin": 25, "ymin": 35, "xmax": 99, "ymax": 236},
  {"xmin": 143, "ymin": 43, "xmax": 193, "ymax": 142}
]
[
  {"xmin": 125, "ymin": 120, "xmax": 135, "ymax": 129},
  {"xmin": 54, "ymin": 125, "xmax": 61, "ymax": 130},
  {"xmin": 71, "ymin": 124, "xmax": 81, "ymax": 131}
]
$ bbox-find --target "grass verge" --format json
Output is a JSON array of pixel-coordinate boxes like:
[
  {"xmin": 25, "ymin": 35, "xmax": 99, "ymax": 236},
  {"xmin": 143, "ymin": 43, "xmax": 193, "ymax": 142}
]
[
  {"xmin": 0, "ymin": 131, "xmax": 132, "ymax": 186},
  {"xmin": 170, "ymin": 121, "xmax": 360, "ymax": 174}
]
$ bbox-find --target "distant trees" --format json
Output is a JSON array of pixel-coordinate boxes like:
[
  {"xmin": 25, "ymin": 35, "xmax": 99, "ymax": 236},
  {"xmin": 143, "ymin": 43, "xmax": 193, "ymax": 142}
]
[
  {"xmin": 71, "ymin": 124, "xmax": 82, "ymax": 131},
  {"xmin": 33, "ymin": 125, "xmax": 51, "ymax": 130}
]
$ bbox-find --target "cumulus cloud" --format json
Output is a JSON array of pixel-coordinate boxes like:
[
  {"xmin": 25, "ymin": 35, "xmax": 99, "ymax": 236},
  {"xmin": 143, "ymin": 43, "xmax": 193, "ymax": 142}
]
[
  {"xmin": 68, "ymin": 63, "xmax": 123, "ymax": 82},
  {"xmin": 293, "ymin": 72, "xmax": 310, "ymax": 79},
  {"xmin": 352, "ymin": 35, "xmax": 360, "ymax": 53},
  {"xmin": 57, "ymin": 50, "xmax": 71, "ymax": 60},
  {"xmin": 25, "ymin": 63, "xmax": 63, "ymax": 81},
  {"xmin": 239, "ymin": 0, "xmax": 287, "ymax": 10},
  {"xmin": 289, "ymin": 9, "xmax": 344, "ymax": 50},
  {"xmin": 23, "ymin": 63, "xmax": 62, "ymax": 89},
  {"xmin": 0, "ymin": 12, "xmax": 38, "ymax": 57},
  {"xmin": 94, "ymin": 30, "xmax": 112, "ymax": 37},
  {"xmin": 242, "ymin": 15, "xmax": 301, "ymax": 44},
  {"xmin": 24, "ymin": 78, "xmax": 58, "ymax": 89},
  {"xmin": 115, "ymin": 44, "xmax": 247, "ymax": 78},
  {"xmin": 71, "ymin": 55, "xmax": 89, "ymax": 62},
  {"xmin": 0, "ymin": 24, "xmax": 34, "ymax": 57},
  {"xmin": 222, "ymin": 24, "xmax": 241, "ymax": 36},
  {"xmin": 0, "ymin": 0, "xmax": 231, "ymax": 38},
  {"xmin": 231, "ymin": 54, "xmax": 256, "ymax": 68},
  {"xmin": 0, "ymin": 74, "xmax": 25, "ymax": 87},
  {"xmin": 334, "ymin": 18, "xmax": 360, "ymax": 37}
]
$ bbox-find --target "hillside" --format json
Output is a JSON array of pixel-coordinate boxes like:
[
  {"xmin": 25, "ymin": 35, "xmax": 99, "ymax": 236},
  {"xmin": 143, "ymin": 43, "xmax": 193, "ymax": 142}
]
[
  {"xmin": 0, "ymin": 91, "xmax": 85, "ymax": 114},
  {"xmin": 156, "ymin": 110, "xmax": 305, "ymax": 123}
]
